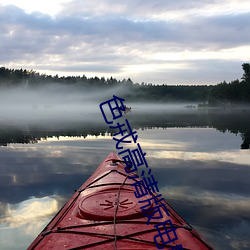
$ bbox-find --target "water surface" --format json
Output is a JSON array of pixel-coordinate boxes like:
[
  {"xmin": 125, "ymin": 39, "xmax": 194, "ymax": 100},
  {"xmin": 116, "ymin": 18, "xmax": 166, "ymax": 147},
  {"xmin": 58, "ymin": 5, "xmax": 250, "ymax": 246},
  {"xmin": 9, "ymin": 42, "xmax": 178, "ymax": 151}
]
[{"xmin": 0, "ymin": 105, "xmax": 250, "ymax": 249}]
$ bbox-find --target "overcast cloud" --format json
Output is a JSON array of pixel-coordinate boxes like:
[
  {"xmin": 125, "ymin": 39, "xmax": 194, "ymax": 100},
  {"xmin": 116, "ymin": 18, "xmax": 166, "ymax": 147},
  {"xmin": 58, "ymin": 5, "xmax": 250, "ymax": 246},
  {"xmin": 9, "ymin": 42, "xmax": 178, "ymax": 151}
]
[{"xmin": 0, "ymin": 0, "xmax": 250, "ymax": 84}]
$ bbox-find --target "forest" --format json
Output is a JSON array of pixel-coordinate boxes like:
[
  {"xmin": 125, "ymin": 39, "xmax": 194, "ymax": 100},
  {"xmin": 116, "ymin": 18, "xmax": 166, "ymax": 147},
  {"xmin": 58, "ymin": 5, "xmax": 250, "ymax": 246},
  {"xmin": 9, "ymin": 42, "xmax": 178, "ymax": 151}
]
[{"xmin": 0, "ymin": 63, "xmax": 250, "ymax": 104}]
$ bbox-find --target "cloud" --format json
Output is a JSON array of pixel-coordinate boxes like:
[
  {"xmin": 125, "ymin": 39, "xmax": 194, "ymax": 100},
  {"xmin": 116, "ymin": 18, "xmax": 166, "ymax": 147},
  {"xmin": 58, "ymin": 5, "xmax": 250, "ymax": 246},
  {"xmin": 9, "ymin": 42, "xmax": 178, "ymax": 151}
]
[
  {"xmin": 58, "ymin": 0, "xmax": 247, "ymax": 19},
  {"xmin": 0, "ymin": 1, "xmax": 250, "ymax": 84},
  {"xmin": 3, "ymin": 4, "xmax": 249, "ymax": 48}
]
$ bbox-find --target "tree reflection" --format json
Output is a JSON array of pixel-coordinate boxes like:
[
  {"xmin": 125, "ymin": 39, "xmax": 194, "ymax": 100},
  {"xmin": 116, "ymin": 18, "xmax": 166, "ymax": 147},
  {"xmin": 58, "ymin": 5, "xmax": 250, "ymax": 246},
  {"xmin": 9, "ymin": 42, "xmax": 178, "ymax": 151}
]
[{"xmin": 0, "ymin": 109, "xmax": 250, "ymax": 149}]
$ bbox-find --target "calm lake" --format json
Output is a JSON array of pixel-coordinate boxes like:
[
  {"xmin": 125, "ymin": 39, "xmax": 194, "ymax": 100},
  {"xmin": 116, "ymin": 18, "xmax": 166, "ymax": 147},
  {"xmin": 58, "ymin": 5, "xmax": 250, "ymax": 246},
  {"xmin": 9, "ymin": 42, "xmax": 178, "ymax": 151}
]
[{"xmin": 0, "ymin": 104, "xmax": 250, "ymax": 249}]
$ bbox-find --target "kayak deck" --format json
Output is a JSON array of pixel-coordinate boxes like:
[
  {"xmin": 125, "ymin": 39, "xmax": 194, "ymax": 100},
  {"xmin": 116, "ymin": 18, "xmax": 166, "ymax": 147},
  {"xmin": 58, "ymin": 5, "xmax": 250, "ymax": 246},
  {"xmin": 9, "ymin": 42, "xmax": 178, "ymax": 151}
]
[{"xmin": 28, "ymin": 152, "xmax": 213, "ymax": 249}]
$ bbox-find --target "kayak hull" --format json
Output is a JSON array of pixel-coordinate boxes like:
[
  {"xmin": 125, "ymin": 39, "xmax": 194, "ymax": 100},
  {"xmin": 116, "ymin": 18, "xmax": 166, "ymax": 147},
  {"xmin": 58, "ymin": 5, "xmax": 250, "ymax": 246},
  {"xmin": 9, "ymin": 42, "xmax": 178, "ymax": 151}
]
[{"xmin": 28, "ymin": 152, "xmax": 213, "ymax": 249}]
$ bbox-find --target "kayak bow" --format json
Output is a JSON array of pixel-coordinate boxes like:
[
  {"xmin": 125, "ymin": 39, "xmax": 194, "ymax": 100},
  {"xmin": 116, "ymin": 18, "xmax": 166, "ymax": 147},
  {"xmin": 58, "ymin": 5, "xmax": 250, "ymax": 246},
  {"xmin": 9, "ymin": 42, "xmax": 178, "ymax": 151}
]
[{"xmin": 28, "ymin": 152, "xmax": 213, "ymax": 249}]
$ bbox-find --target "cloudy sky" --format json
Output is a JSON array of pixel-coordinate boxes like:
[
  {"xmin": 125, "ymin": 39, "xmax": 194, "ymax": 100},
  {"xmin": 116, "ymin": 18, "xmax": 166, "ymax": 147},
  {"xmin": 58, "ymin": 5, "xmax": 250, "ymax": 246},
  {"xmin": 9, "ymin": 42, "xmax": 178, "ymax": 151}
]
[{"xmin": 0, "ymin": 0, "xmax": 250, "ymax": 85}]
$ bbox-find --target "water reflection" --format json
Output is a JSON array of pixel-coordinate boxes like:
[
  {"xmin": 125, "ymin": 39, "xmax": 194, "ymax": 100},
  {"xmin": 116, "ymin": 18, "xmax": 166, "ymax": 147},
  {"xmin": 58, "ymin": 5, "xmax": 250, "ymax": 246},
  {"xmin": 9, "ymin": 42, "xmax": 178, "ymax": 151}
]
[
  {"xmin": 0, "ymin": 196, "xmax": 62, "ymax": 250},
  {"xmin": 0, "ymin": 107, "xmax": 250, "ymax": 149},
  {"xmin": 0, "ymin": 196, "xmax": 59, "ymax": 228},
  {"xmin": 0, "ymin": 108, "xmax": 250, "ymax": 249}
]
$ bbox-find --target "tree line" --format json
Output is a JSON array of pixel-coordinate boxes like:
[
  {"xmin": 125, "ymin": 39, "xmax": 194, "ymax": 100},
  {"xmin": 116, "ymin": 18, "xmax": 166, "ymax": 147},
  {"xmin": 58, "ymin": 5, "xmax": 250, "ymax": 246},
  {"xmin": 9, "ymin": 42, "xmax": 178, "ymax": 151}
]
[
  {"xmin": 208, "ymin": 63, "xmax": 250, "ymax": 105},
  {"xmin": 0, "ymin": 63, "xmax": 249, "ymax": 104}
]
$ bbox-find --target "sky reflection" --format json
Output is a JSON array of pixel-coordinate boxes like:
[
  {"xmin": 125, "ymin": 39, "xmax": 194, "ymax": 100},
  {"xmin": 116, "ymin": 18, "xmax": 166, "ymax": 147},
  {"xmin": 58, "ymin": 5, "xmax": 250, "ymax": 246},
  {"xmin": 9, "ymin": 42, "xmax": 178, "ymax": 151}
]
[
  {"xmin": 0, "ymin": 196, "xmax": 63, "ymax": 250},
  {"xmin": 0, "ymin": 127, "xmax": 250, "ymax": 249}
]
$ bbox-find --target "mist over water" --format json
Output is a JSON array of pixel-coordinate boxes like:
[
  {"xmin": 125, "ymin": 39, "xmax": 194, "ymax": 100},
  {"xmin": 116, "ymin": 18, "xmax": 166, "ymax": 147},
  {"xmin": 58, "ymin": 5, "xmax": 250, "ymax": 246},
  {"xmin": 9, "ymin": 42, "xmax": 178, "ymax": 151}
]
[
  {"xmin": 0, "ymin": 84, "xmax": 250, "ymax": 149},
  {"xmin": 0, "ymin": 84, "xmax": 250, "ymax": 249},
  {"xmin": 0, "ymin": 84, "xmax": 198, "ymax": 124},
  {"xmin": 0, "ymin": 85, "xmax": 100, "ymax": 121}
]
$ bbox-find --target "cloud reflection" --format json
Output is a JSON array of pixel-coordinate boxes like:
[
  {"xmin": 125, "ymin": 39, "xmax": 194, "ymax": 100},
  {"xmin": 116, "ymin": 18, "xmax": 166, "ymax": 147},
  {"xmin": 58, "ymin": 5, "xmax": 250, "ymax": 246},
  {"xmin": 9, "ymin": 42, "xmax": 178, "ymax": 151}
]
[
  {"xmin": 160, "ymin": 187, "xmax": 250, "ymax": 249},
  {"xmin": 161, "ymin": 186, "xmax": 250, "ymax": 216},
  {"xmin": 0, "ymin": 196, "xmax": 59, "ymax": 229},
  {"xmin": 150, "ymin": 150, "xmax": 250, "ymax": 166},
  {"xmin": 0, "ymin": 196, "xmax": 62, "ymax": 249},
  {"xmin": 0, "ymin": 126, "xmax": 249, "ymax": 249},
  {"xmin": 135, "ymin": 128, "xmax": 249, "ymax": 166}
]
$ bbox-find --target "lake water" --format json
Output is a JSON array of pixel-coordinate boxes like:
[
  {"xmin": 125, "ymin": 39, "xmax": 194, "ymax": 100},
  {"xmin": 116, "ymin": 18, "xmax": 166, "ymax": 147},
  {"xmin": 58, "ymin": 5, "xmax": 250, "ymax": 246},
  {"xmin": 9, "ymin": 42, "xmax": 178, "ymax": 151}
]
[{"xmin": 0, "ymin": 104, "xmax": 250, "ymax": 249}]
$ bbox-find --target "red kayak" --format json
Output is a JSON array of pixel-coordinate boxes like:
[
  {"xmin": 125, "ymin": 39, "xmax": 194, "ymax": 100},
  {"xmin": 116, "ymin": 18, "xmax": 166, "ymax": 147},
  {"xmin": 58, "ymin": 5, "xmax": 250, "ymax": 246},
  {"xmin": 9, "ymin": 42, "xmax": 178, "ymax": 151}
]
[{"xmin": 28, "ymin": 152, "xmax": 213, "ymax": 249}]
